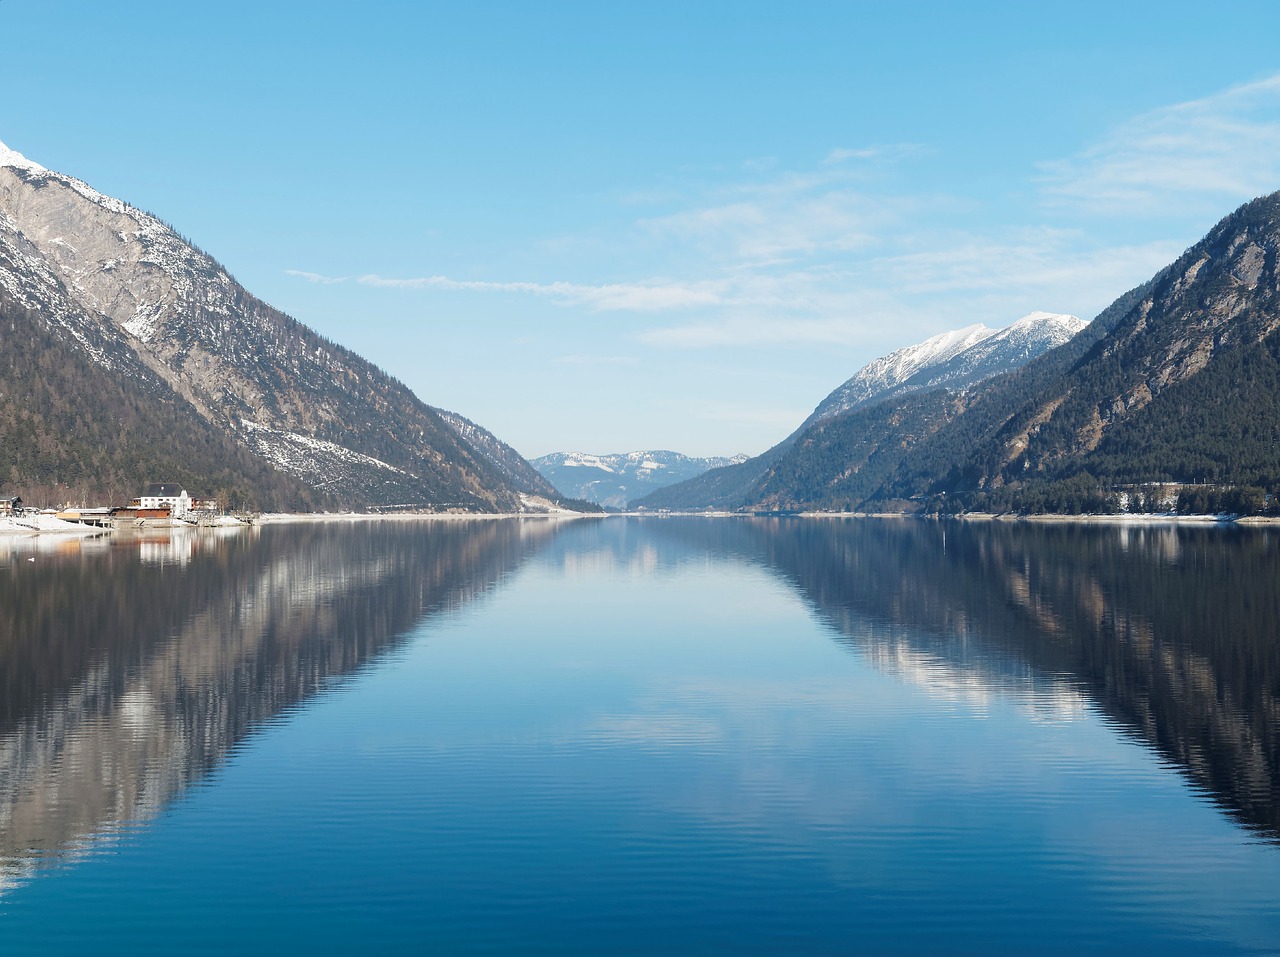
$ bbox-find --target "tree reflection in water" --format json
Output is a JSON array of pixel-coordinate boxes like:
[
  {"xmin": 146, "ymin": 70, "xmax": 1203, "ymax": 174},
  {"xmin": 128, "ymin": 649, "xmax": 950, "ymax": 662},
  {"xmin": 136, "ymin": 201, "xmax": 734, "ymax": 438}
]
[{"xmin": 0, "ymin": 520, "xmax": 559, "ymax": 889}]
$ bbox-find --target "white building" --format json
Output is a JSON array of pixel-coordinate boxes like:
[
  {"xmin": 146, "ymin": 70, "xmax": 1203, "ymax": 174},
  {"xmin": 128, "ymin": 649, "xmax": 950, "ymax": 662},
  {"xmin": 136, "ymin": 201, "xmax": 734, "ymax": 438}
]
[{"xmin": 137, "ymin": 483, "xmax": 192, "ymax": 518}]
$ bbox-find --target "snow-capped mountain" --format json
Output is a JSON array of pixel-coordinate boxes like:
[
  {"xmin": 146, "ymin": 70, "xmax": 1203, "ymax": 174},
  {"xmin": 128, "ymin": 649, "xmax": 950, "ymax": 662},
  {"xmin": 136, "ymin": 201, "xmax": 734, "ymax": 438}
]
[
  {"xmin": 743, "ymin": 192, "xmax": 1280, "ymax": 513},
  {"xmin": 533, "ymin": 450, "xmax": 748, "ymax": 507},
  {"xmin": 0, "ymin": 138, "xmax": 557, "ymax": 510},
  {"xmin": 635, "ymin": 311, "xmax": 1086, "ymax": 512},
  {"xmin": 803, "ymin": 312, "xmax": 1087, "ymax": 430}
]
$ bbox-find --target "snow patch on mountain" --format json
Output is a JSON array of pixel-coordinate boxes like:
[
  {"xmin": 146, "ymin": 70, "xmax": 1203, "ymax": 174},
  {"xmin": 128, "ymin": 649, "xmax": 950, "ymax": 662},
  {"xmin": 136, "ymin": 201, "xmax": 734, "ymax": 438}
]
[
  {"xmin": 239, "ymin": 420, "xmax": 406, "ymax": 487},
  {"xmin": 0, "ymin": 139, "xmax": 45, "ymax": 174},
  {"xmin": 807, "ymin": 312, "xmax": 1086, "ymax": 428},
  {"xmin": 533, "ymin": 449, "xmax": 750, "ymax": 507},
  {"xmin": 434, "ymin": 408, "xmax": 559, "ymax": 497}
]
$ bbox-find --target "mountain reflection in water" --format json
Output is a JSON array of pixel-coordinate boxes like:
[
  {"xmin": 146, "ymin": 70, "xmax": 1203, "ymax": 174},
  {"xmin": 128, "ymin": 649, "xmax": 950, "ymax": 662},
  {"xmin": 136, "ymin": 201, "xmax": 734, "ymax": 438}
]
[
  {"xmin": 0, "ymin": 520, "xmax": 557, "ymax": 890},
  {"xmin": 1, "ymin": 515, "xmax": 1278, "ymax": 904},
  {"xmin": 649, "ymin": 517, "xmax": 1280, "ymax": 841}
]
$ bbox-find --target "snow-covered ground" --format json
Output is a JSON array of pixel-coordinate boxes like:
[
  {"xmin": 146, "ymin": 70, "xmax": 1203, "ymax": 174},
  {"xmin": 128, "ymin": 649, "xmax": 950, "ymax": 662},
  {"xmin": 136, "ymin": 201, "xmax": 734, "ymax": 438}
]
[{"xmin": 0, "ymin": 514, "xmax": 106, "ymax": 536}]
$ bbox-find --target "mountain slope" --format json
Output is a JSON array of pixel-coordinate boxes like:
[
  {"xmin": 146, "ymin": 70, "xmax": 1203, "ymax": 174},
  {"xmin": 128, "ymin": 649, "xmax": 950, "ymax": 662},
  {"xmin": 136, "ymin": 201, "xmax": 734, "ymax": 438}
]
[
  {"xmin": 0, "ymin": 139, "xmax": 546, "ymax": 510},
  {"xmin": 801, "ymin": 312, "xmax": 1084, "ymax": 430},
  {"xmin": 871, "ymin": 191, "xmax": 1280, "ymax": 511},
  {"xmin": 749, "ymin": 390, "xmax": 962, "ymax": 511},
  {"xmin": 533, "ymin": 450, "xmax": 747, "ymax": 507},
  {"xmin": 0, "ymin": 273, "xmax": 321, "ymax": 509},
  {"xmin": 634, "ymin": 312, "xmax": 1084, "ymax": 511}
]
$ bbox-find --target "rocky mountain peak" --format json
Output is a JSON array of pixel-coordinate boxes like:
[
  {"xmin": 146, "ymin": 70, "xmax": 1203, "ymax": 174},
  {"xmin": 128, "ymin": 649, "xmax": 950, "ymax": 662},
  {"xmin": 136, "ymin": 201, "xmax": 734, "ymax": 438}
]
[
  {"xmin": 0, "ymin": 138, "xmax": 46, "ymax": 174},
  {"xmin": 0, "ymin": 138, "xmax": 555, "ymax": 510},
  {"xmin": 804, "ymin": 311, "xmax": 1085, "ymax": 430}
]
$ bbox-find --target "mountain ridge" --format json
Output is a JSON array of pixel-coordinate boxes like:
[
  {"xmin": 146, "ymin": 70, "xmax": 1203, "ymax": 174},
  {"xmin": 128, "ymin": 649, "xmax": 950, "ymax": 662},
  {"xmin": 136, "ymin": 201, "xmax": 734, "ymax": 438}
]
[
  {"xmin": 534, "ymin": 449, "xmax": 748, "ymax": 508},
  {"xmin": 0, "ymin": 138, "xmax": 558, "ymax": 510},
  {"xmin": 634, "ymin": 311, "xmax": 1086, "ymax": 511},
  {"xmin": 679, "ymin": 190, "xmax": 1280, "ymax": 515}
]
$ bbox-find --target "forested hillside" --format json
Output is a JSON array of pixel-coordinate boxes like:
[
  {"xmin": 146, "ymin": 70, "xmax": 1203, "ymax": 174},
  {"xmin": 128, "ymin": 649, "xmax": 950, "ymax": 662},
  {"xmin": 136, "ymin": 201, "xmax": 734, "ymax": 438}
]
[
  {"xmin": 0, "ymin": 287, "xmax": 323, "ymax": 509},
  {"xmin": 0, "ymin": 139, "xmax": 558, "ymax": 511}
]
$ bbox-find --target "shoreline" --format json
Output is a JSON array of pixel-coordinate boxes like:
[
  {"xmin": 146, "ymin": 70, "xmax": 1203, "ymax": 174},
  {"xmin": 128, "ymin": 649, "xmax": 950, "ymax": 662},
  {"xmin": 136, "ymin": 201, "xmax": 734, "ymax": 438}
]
[
  {"xmin": 255, "ymin": 509, "xmax": 597, "ymax": 524},
  {"xmin": 6, "ymin": 508, "xmax": 1275, "ymax": 534},
  {"xmin": 618, "ymin": 510, "xmax": 1280, "ymax": 525}
]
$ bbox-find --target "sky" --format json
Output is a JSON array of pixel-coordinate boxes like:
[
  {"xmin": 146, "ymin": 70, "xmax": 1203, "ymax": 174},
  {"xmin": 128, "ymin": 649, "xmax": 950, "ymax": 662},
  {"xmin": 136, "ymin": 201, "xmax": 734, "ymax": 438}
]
[{"xmin": 3, "ymin": 1, "xmax": 1280, "ymax": 459}]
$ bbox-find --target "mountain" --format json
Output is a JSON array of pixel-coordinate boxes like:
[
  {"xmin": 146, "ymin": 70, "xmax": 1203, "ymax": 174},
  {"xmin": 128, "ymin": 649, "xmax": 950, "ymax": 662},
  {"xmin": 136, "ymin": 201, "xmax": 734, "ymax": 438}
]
[
  {"xmin": 634, "ymin": 311, "xmax": 1085, "ymax": 511},
  {"xmin": 533, "ymin": 450, "xmax": 748, "ymax": 508},
  {"xmin": 800, "ymin": 312, "xmax": 1085, "ymax": 430},
  {"xmin": 685, "ymin": 190, "xmax": 1280, "ymax": 515},
  {"xmin": 0, "ymin": 139, "xmax": 558, "ymax": 510},
  {"xmin": 874, "ymin": 190, "xmax": 1280, "ymax": 514}
]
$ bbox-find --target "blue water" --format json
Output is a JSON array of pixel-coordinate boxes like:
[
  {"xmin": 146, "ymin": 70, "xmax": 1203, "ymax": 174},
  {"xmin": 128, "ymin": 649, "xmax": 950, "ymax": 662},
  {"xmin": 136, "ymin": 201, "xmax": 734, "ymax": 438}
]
[{"xmin": 1, "ymin": 518, "xmax": 1278, "ymax": 954}]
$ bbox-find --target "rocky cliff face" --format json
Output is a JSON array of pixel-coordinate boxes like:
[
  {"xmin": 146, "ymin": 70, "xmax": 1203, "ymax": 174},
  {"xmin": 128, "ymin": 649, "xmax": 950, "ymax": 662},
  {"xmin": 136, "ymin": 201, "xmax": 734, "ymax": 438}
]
[{"xmin": 0, "ymin": 139, "xmax": 554, "ymax": 509}]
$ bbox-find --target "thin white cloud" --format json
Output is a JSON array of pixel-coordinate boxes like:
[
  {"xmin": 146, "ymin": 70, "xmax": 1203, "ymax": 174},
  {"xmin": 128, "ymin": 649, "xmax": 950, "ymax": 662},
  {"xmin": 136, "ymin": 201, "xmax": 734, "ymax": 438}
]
[
  {"xmin": 870, "ymin": 230, "xmax": 1183, "ymax": 297},
  {"xmin": 639, "ymin": 315, "xmax": 886, "ymax": 349},
  {"xmin": 288, "ymin": 80, "xmax": 1270, "ymax": 361},
  {"xmin": 288, "ymin": 270, "xmax": 725, "ymax": 312},
  {"xmin": 285, "ymin": 269, "xmax": 348, "ymax": 285},
  {"xmin": 632, "ymin": 229, "xmax": 1183, "ymax": 351},
  {"xmin": 1040, "ymin": 73, "xmax": 1280, "ymax": 213},
  {"xmin": 640, "ymin": 193, "xmax": 880, "ymax": 265},
  {"xmin": 551, "ymin": 354, "xmax": 641, "ymax": 366},
  {"xmin": 823, "ymin": 143, "xmax": 927, "ymax": 165}
]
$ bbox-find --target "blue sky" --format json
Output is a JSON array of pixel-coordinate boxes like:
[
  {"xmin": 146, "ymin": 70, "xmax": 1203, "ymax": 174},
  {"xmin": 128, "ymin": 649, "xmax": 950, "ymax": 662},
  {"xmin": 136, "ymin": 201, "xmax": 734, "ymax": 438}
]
[{"xmin": 3, "ymin": 1, "xmax": 1280, "ymax": 457}]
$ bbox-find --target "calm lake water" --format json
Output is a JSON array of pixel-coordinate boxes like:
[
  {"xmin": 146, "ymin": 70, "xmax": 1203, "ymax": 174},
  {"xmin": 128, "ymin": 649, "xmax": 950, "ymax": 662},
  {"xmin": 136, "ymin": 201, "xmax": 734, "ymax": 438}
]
[{"xmin": 1, "ymin": 516, "xmax": 1279, "ymax": 954}]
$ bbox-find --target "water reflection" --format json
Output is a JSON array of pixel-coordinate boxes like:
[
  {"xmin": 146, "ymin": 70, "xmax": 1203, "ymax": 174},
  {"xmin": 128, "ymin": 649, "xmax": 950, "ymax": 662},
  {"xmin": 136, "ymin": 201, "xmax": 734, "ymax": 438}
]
[
  {"xmin": 2, "ymin": 513, "xmax": 1278, "ymax": 905},
  {"xmin": 651, "ymin": 517, "xmax": 1280, "ymax": 841},
  {"xmin": 0, "ymin": 520, "xmax": 559, "ymax": 890}
]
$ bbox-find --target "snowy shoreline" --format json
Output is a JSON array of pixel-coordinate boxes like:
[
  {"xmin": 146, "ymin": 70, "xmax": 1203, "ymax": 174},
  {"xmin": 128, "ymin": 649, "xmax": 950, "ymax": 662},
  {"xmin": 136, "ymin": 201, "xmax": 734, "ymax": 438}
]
[
  {"xmin": 255, "ymin": 510, "xmax": 596, "ymax": 525},
  {"xmin": 8, "ymin": 510, "xmax": 1268, "ymax": 534},
  {"xmin": 612, "ymin": 510, "xmax": 1280, "ymax": 525},
  {"xmin": 0, "ymin": 515, "xmax": 108, "ymax": 537},
  {"xmin": 783, "ymin": 511, "xmax": 1279, "ymax": 525}
]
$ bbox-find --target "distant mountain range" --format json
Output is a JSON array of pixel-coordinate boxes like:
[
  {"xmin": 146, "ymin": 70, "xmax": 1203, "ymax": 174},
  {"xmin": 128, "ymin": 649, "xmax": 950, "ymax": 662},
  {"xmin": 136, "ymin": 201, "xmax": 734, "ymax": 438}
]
[
  {"xmin": 636, "ymin": 311, "xmax": 1085, "ymax": 511},
  {"xmin": 9, "ymin": 136, "xmax": 1276, "ymax": 517},
  {"xmin": 533, "ymin": 450, "xmax": 748, "ymax": 507},
  {"xmin": 641, "ymin": 191, "xmax": 1280, "ymax": 514},
  {"xmin": 0, "ymin": 139, "xmax": 559, "ymax": 511}
]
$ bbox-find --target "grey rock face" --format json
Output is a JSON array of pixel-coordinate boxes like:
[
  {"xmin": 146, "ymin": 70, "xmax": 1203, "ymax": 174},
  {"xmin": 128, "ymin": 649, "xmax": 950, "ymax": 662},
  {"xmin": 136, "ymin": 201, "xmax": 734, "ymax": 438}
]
[{"xmin": 0, "ymin": 139, "xmax": 545, "ymax": 510}]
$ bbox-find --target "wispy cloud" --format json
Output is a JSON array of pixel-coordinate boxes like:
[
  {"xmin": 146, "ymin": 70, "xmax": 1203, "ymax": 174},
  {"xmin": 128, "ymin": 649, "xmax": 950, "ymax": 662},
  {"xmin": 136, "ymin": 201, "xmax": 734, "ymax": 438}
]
[
  {"xmin": 823, "ymin": 143, "xmax": 927, "ymax": 165},
  {"xmin": 289, "ymin": 270, "xmax": 726, "ymax": 312},
  {"xmin": 288, "ymin": 80, "xmax": 1273, "ymax": 359},
  {"xmin": 639, "ymin": 192, "xmax": 882, "ymax": 265},
  {"xmin": 551, "ymin": 354, "xmax": 641, "ymax": 366},
  {"xmin": 639, "ymin": 315, "xmax": 889, "ymax": 349},
  {"xmin": 868, "ymin": 230, "xmax": 1183, "ymax": 297},
  {"xmin": 1040, "ymin": 74, "xmax": 1280, "ymax": 213},
  {"xmin": 285, "ymin": 269, "xmax": 348, "ymax": 285}
]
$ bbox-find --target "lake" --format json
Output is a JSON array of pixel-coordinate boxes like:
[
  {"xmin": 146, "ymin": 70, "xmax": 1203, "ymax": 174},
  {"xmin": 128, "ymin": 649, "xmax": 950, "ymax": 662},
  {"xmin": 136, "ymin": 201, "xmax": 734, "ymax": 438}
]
[{"xmin": 1, "ymin": 517, "xmax": 1278, "ymax": 954}]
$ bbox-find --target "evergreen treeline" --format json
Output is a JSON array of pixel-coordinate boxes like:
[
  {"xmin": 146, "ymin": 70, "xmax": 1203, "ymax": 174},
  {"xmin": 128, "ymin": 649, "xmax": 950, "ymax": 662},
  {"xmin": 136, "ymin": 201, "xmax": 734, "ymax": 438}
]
[
  {"xmin": 749, "ymin": 390, "xmax": 958, "ymax": 511},
  {"xmin": 0, "ymin": 289, "xmax": 328, "ymax": 510}
]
